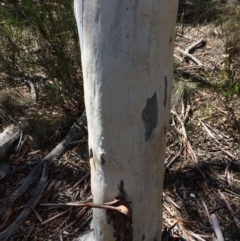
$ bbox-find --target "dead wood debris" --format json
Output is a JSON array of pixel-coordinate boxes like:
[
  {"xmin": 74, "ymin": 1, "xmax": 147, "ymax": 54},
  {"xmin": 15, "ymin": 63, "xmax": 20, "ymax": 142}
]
[
  {"xmin": 0, "ymin": 163, "xmax": 48, "ymax": 241},
  {"xmin": 0, "ymin": 111, "xmax": 87, "ymax": 240},
  {"xmin": 163, "ymin": 92, "xmax": 240, "ymax": 240},
  {"xmin": 40, "ymin": 197, "xmax": 133, "ymax": 241},
  {"xmin": 1, "ymin": 101, "xmax": 239, "ymax": 240},
  {"xmin": 0, "ymin": 125, "xmax": 21, "ymax": 159},
  {"xmin": 171, "ymin": 106, "xmax": 208, "ymax": 183},
  {"xmin": 175, "ymin": 38, "xmax": 205, "ymax": 67}
]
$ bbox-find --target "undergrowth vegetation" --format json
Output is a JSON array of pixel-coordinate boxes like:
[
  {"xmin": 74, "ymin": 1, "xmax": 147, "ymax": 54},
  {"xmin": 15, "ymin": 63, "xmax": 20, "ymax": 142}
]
[
  {"xmin": 217, "ymin": 6, "xmax": 240, "ymax": 98},
  {"xmin": 0, "ymin": 0, "xmax": 82, "ymax": 106},
  {"xmin": 174, "ymin": 0, "xmax": 240, "ymax": 101},
  {"xmin": 0, "ymin": 0, "xmax": 83, "ymax": 146}
]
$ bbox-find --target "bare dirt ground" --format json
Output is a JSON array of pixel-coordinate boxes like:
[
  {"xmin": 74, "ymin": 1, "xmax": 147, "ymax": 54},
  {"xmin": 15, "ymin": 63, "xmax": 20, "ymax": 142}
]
[{"xmin": 0, "ymin": 1, "xmax": 240, "ymax": 241}]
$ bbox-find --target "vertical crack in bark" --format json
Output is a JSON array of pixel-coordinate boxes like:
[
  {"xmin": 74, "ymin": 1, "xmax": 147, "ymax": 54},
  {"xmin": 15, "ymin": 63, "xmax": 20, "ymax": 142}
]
[
  {"xmin": 89, "ymin": 148, "xmax": 93, "ymax": 158},
  {"xmin": 142, "ymin": 92, "xmax": 158, "ymax": 142}
]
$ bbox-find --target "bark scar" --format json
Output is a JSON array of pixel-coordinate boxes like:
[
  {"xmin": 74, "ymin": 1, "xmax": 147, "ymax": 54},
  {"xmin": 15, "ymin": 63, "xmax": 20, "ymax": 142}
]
[
  {"xmin": 142, "ymin": 92, "xmax": 158, "ymax": 142},
  {"xmin": 106, "ymin": 180, "xmax": 133, "ymax": 241}
]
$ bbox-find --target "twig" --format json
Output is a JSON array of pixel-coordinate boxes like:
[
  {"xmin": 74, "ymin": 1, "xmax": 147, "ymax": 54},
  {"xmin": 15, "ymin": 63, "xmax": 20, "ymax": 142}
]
[
  {"xmin": 199, "ymin": 119, "xmax": 236, "ymax": 159},
  {"xmin": 58, "ymin": 232, "xmax": 63, "ymax": 241},
  {"xmin": 65, "ymin": 207, "xmax": 88, "ymax": 229},
  {"xmin": 206, "ymin": 125, "xmax": 231, "ymax": 149},
  {"xmin": 210, "ymin": 214, "xmax": 225, "ymax": 241},
  {"xmin": 186, "ymin": 230, "xmax": 206, "ymax": 241},
  {"xmin": 176, "ymin": 33, "xmax": 192, "ymax": 40},
  {"xmin": 171, "ymin": 110, "xmax": 209, "ymax": 182},
  {"xmin": 69, "ymin": 140, "xmax": 88, "ymax": 144},
  {"xmin": 219, "ymin": 191, "xmax": 240, "ymax": 229},
  {"xmin": 163, "ymin": 203, "xmax": 174, "ymax": 216},
  {"xmin": 74, "ymin": 172, "xmax": 90, "ymax": 187},
  {"xmin": 202, "ymin": 200, "xmax": 224, "ymax": 241},
  {"xmin": 222, "ymin": 189, "xmax": 240, "ymax": 198},
  {"xmin": 178, "ymin": 224, "xmax": 192, "ymax": 241},
  {"xmin": 40, "ymin": 202, "xmax": 121, "ymax": 212},
  {"xmin": 183, "ymin": 104, "xmax": 191, "ymax": 123},
  {"xmin": 76, "ymin": 215, "xmax": 92, "ymax": 232},
  {"xmin": 41, "ymin": 198, "xmax": 132, "ymax": 219},
  {"xmin": 176, "ymin": 65, "xmax": 212, "ymax": 70},
  {"xmin": 202, "ymin": 200, "xmax": 211, "ymax": 222},
  {"xmin": 16, "ymin": 134, "xmax": 27, "ymax": 157},
  {"xmin": 42, "ymin": 208, "xmax": 72, "ymax": 225},
  {"xmin": 225, "ymin": 160, "xmax": 233, "ymax": 188},
  {"xmin": 163, "ymin": 192, "xmax": 180, "ymax": 210},
  {"xmin": 15, "ymin": 131, "xmax": 23, "ymax": 153},
  {"xmin": 165, "ymin": 143, "xmax": 183, "ymax": 169},
  {"xmin": 26, "ymin": 205, "xmax": 43, "ymax": 224}
]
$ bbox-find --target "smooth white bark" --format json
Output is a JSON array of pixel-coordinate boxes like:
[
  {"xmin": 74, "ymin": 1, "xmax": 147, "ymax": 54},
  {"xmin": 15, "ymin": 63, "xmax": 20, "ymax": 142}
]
[{"xmin": 74, "ymin": 1, "xmax": 178, "ymax": 240}]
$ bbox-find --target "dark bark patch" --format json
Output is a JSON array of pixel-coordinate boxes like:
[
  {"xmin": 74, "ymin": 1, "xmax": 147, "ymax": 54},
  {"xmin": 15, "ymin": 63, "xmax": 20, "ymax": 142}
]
[
  {"xmin": 95, "ymin": 4, "xmax": 100, "ymax": 23},
  {"xmin": 163, "ymin": 76, "xmax": 168, "ymax": 108},
  {"xmin": 89, "ymin": 148, "xmax": 93, "ymax": 159},
  {"xmin": 142, "ymin": 92, "xmax": 158, "ymax": 142},
  {"xmin": 100, "ymin": 153, "xmax": 106, "ymax": 165}
]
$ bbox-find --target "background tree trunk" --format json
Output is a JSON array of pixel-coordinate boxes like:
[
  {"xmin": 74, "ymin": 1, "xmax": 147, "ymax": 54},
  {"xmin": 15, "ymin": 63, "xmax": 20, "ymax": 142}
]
[{"xmin": 74, "ymin": 0, "xmax": 178, "ymax": 240}]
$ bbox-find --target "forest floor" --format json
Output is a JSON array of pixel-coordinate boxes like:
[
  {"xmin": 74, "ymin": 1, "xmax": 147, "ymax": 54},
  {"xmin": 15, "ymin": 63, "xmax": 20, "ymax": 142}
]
[{"xmin": 0, "ymin": 1, "xmax": 240, "ymax": 241}]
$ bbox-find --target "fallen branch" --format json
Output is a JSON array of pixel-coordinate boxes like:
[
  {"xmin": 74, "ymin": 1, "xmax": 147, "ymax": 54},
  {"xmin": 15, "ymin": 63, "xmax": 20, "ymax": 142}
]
[
  {"xmin": 186, "ymin": 38, "xmax": 205, "ymax": 53},
  {"xmin": 0, "ymin": 111, "xmax": 87, "ymax": 217},
  {"xmin": 175, "ymin": 38, "xmax": 205, "ymax": 66},
  {"xmin": 42, "ymin": 208, "xmax": 71, "ymax": 225},
  {"xmin": 176, "ymin": 47, "xmax": 203, "ymax": 66}
]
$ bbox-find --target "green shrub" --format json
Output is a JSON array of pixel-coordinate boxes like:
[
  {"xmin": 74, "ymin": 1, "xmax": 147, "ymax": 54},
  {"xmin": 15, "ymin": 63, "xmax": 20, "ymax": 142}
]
[{"xmin": 0, "ymin": 0, "xmax": 82, "ymax": 106}]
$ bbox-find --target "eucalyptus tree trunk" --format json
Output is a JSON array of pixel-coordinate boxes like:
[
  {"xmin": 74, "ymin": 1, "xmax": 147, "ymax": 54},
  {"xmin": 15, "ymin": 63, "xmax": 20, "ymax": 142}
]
[{"xmin": 74, "ymin": 0, "xmax": 178, "ymax": 240}]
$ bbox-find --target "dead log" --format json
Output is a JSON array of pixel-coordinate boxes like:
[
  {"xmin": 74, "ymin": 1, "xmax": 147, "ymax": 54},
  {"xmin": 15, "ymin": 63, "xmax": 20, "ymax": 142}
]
[
  {"xmin": 0, "ymin": 125, "xmax": 20, "ymax": 160},
  {"xmin": 0, "ymin": 162, "xmax": 11, "ymax": 180}
]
